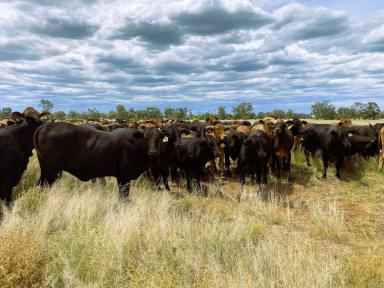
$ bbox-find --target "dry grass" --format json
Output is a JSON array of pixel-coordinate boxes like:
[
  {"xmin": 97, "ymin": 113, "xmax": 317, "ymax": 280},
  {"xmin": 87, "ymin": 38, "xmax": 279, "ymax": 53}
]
[{"xmin": 0, "ymin": 150, "xmax": 383, "ymax": 287}]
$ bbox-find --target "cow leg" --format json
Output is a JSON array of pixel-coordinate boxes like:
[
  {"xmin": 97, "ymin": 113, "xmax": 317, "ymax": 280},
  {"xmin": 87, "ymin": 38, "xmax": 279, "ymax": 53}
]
[
  {"xmin": 276, "ymin": 157, "xmax": 281, "ymax": 179},
  {"xmin": 219, "ymin": 153, "xmax": 225, "ymax": 178},
  {"xmin": 0, "ymin": 176, "xmax": 13, "ymax": 206},
  {"xmin": 117, "ymin": 179, "xmax": 130, "ymax": 199},
  {"xmin": 379, "ymin": 150, "xmax": 384, "ymax": 170},
  {"xmin": 196, "ymin": 170, "xmax": 202, "ymax": 192},
  {"xmin": 335, "ymin": 156, "xmax": 344, "ymax": 179},
  {"xmin": 162, "ymin": 173, "xmax": 170, "ymax": 191},
  {"xmin": 225, "ymin": 153, "xmax": 231, "ymax": 176},
  {"xmin": 287, "ymin": 154, "xmax": 292, "ymax": 183},
  {"xmin": 237, "ymin": 170, "xmax": 245, "ymax": 202},
  {"xmin": 38, "ymin": 167, "xmax": 59, "ymax": 187},
  {"xmin": 304, "ymin": 149, "xmax": 312, "ymax": 166},
  {"xmin": 321, "ymin": 151, "xmax": 329, "ymax": 179},
  {"xmin": 185, "ymin": 169, "xmax": 193, "ymax": 193}
]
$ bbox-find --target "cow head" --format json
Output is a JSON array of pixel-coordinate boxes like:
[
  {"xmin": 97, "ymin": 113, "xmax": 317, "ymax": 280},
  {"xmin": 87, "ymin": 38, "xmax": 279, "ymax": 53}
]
[
  {"xmin": 286, "ymin": 118, "xmax": 307, "ymax": 136},
  {"xmin": 331, "ymin": 126, "xmax": 351, "ymax": 151},
  {"xmin": 274, "ymin": 120, "xmax": 287, "ymax": 136},
  {"xmin": 143, "ymin": 127, "xmax": 168, "ymax": 160},
  {"xmin": 199, "ymin": 135, "xmax": 220, "ymax": 158}
]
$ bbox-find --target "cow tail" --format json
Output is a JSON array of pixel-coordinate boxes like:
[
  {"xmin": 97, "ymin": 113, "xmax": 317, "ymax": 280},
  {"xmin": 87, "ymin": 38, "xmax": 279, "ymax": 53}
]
[{"xmin": 33, "ymin": 125, "xmax": 45, "ymax": 165}]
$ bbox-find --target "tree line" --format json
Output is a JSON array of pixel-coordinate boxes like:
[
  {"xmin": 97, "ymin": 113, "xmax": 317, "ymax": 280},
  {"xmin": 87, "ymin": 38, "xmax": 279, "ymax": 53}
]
[{"xmin": 0, "ymin": 100, "xmax": 382, "ymax": 120}]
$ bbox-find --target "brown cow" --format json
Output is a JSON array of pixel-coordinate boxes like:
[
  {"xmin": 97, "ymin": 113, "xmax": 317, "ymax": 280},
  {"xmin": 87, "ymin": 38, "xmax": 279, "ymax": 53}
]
[
  {"xmin": 378, "ymin": 127, "xmax": 384, "ymax": 170},
  {"xmin": 206, "ymin": 124, "xmax": 227, "ymax": 178},
  {"xmin": 19, "ymin": 107, "xmax": 51, "ymax": 119},
  {"xmin": 272, "ymin": 120, "xmax": 294, "ymax": 182},
  {"xmin": 338, "ymin": 119, "xmax": 352, "ymax": 128}
]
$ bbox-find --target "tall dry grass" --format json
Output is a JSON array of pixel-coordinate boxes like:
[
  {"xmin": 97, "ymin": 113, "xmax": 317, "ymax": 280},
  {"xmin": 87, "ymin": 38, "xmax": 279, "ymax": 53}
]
[{"xmin": 0, "ymin": 153, "xmax": 383, "ymax": 287}]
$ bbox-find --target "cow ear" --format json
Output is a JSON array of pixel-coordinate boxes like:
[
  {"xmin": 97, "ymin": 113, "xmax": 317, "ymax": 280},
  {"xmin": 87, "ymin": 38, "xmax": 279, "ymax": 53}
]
[
  {"xmin": 7, "ymin": 121, "xmax": 15, "ymax": 126},
  {"xmin": 133, "ymin": 131, "xmax": 144, "ymax": 139},
  {"xmin": 301, "ymin": 120, "xmax": 308, "ymax": 125},
  {"xmin": 286, "ymin": 120, "xmax": 294, "ymax": 125},
  {"xmin": 338, "ymin": 121, "xmax": 343, "ymax": 126}
]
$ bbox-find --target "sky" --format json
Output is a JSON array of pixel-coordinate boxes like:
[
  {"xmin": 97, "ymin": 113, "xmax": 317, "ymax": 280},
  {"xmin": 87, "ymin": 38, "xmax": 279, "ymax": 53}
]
[{"xmin": 0, "ymin": 0, "xmax": 384, "ymax": 114}]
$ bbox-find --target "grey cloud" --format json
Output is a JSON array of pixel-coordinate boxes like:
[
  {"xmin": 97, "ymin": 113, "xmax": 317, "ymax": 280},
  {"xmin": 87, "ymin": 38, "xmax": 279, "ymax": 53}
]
[
  {"xmin": 172, "ymin": 6, "xmax": 273, "ymax": 35},
  {"xmin": 291, "ymin": 15, "xmax": 349, "ymax": 40},
  {"xmin": 32, "ymin": 18, "xmax": 99, "ymax": 39},
  {"xmin": 274, "ymin": 4, "xmax": 349, "ymax": 40},
  {"xmin": 154, "ymin": 60, "xmax": 200, "ymax": 74},
  {"xmin": 111, "ymin": 21, "xmax": 183, "ymax": 47}
]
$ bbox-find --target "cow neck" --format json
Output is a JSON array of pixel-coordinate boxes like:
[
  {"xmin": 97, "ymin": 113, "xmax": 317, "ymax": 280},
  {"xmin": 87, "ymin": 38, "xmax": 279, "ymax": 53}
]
[{"xmin": 9, "ymin": 123, "xmax": 35, "ymax": 152}]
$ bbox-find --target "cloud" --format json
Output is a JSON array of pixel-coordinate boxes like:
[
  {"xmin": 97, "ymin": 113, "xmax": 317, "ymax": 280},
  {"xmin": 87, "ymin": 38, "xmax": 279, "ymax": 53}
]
[
  {"xmin": 31, "ymin": 17, "xmax": 99, "ymax": 39},
  {"xmin": 274, "ymin": 4, "xmax": 349, "ymax": 40},
  {"xmin": 172, "ymin": 2, "xmax": 273, "ymax": 35},
  {"xmin": 0, "ymin": 0, "xmax": 383, "ymax": 113},
  {"xmin": 111, "ymin": 20, "xmax": 183, "ymax": 47}
]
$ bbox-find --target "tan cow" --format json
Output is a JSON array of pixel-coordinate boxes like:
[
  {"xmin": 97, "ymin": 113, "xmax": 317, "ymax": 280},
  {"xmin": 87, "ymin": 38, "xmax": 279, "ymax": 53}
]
[
  {"xmin": 379, "ymin": 127, "xmax": 384, "ymax": 170},
  {"xmin": 251, "ymin": 117, "xmax": 277, "ymax": 140}
]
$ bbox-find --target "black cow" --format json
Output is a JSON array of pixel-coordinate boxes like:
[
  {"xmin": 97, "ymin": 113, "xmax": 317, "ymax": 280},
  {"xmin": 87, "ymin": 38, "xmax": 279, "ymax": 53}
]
[
  {"xmin": 33, "ymin": 122, "xmax": 146, "ymax": 198},
  {"xmin": 346, "ymin": 125, "xmax": 376, "ymax": 139},
  {"xmin": 370, "ymin": 123, "xmax": 384, "ymax": 137},
  {"xmin": 301, "ymin": 124, "xmax": 351, "ymax": 179},
  {"xmin": 348, "ymin": 135, "xmax": 377, "ymax": 157},
  {"xmin": 176, "ymin": 135, "xmax": 220, "ymax": 192},
  {"xmin": 224, "ymin": 129, "xmax": 247, "ymax": 175},
  {"xmin": 0, "ymin": 114, "xmax": 43, "ymax": 205},
  {"xmin": 143, "ymin": 127, "xmax": 171, "ymax": 191},
  {"xmin": 237, "ymin": 130, "xmax": 271, "ymax": 201}
]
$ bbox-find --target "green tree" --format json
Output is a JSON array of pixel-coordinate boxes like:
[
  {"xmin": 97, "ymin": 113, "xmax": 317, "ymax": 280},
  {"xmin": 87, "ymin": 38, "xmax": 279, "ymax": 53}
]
[
  {"xmin": 311, "ymin": 101, "xmax": 337, "ymax": 119},
  {"xmin": 142, "ymin": 107, "xmax": 162, "ymax": 119},
  {"xmin": 271, "ymin": 109, "xmax": 286, "ymax": 119},
  {"xmin": 361, "ymin": 102, "xmax": 380, "ymax": 119},
  {"xmin": 164, "ymin": 108, "xmax": 175, "ymax": 119},
  {"xmin": 87, "ymin": 108, "xmax": 103, "ymax": 119},
  {"xmin": 53, "ymin": 111, "xmax": 66, "ymax": 120},
  {"xmin": 39, "ymin": 99, "xmax": 54, "ymax": 113},
  {"xmin": 0, "ymin": 107, "xmax": 12, "ymax": 118},
  {"xmin": 217, "ymin": 106, "xmax": 228, "ymax": 119},
  {"xmin": 337, "ymin": 107, "xmax": 357, "ymax": 119},
  {"xmin": 232, "ymin": 102, "xmax": 254, "ymax": 119}
]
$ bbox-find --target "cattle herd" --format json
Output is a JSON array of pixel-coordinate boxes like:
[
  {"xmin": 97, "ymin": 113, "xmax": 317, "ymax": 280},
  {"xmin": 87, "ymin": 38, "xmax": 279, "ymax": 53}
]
[{"xmin": 1, "ymin": 107, "xmax": 384, "ymax": 206}]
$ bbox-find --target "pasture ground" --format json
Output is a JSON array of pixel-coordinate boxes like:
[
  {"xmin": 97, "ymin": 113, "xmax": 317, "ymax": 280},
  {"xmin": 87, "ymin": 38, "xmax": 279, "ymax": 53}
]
[{"xmin": 0, "ymin": 123, "xmax": 384, "ymax": 287}]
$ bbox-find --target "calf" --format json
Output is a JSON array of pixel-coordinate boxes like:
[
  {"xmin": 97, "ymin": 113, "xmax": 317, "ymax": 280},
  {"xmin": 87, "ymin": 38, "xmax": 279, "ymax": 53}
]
[
  {"xmin": 33, "ymin": 122, "xmax": 147, "ymax": 198},
  {"xmin": 301, "ymin": 124, "xmax": 351, "ymax": 179},
  {"xmin": 272, "ymin": 120, "xmax": 294, "ymax": 182},
  {"xmin": 0, "ymin": 114, "xmax": 43, "ymax": 205},
  {"xmin": 205, "ymin": 124, "xmax": 227, "ymax": 178},
  {"xmin": 224, "ymin": 129, "xmax": 247, "ymax": 175},
  {"xmin": 237, "ymin": 130, "xmax": 271, "ymax": 201},
  {"xmin": 143, "ymin": 127, "xmax": 171, "ymax": 190},
  {"xmin": 286, "ymin": 118, "xmax": 307, "ymax": 151},
  {"xmin": 176, "ymin": 135, "xmax": 220, "ymax": 193}
]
